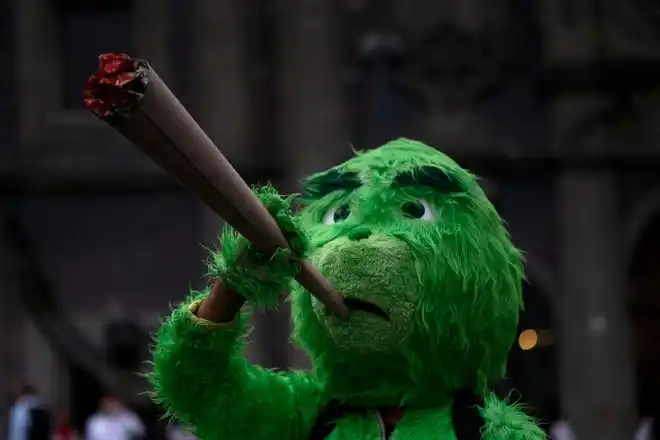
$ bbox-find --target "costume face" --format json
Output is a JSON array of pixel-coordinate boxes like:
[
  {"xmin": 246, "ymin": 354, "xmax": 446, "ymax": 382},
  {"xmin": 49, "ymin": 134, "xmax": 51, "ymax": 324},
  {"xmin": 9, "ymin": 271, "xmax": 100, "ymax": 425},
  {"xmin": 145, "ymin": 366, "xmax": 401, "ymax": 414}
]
[
  {"xmin": 290, "ymin": 139, "xmax": 523, "ymax": 402},
  {"xmin": 310, "ymin": 232, "xmax": 417, "ymax": 351}
]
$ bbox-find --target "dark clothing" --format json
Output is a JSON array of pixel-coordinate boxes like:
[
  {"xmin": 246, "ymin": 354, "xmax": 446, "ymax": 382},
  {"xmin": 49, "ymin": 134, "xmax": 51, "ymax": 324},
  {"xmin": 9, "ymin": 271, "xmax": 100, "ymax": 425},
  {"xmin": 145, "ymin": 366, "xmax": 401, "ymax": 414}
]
[
  {"xmin": 309, "ymin": 387, "xmax": 492, "ymax": 440},
  {"xmin": 27, "ymin": 407, "xmax": 52, "ymax": 440},
  {"xmin": 8, "ymin": 396, "xmax": 52, "ymax": 440}
]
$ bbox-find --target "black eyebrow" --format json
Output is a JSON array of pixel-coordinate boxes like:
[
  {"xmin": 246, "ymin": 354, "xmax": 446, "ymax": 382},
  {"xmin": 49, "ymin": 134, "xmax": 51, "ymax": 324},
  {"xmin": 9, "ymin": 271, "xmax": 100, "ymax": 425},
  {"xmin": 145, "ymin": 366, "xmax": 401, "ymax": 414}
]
[
  {"xmin": 302, "ymin": 169, "xmax": 362, "ymax": 199},
  {"xmin": 391, "ymin": 166, "xmax": 462, "ymax": 193}
]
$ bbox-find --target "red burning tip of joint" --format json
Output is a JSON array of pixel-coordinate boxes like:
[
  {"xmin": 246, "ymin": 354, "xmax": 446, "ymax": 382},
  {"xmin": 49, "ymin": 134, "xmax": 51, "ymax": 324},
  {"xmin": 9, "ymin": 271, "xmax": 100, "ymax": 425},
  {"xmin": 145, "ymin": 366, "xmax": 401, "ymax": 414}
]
[{"xmin": 83, "ymin": 53, "xmax": 147, "ymax": 120}]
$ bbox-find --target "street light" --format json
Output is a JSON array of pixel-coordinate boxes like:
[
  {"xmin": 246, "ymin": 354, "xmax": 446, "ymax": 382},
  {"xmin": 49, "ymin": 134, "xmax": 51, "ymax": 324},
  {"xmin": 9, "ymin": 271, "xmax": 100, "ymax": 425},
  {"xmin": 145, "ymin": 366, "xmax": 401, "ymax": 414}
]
[{"xmin": 518, "ymin": 329, "xmax": 539, "ymax": 350}]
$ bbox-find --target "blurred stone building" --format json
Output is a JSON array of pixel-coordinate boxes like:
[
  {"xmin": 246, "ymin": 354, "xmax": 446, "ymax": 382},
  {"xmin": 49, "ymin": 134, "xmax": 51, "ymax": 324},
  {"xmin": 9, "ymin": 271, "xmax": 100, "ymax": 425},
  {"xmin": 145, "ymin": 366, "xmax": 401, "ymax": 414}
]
[{"xmin": 1, "ymin": 0, "xmax": 659, "ymax": 439}]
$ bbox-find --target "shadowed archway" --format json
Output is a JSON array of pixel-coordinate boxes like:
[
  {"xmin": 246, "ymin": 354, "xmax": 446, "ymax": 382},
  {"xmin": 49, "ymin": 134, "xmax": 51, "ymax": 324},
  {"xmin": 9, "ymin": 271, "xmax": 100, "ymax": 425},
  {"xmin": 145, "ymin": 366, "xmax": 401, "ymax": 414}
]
[
  {"xmin": 628, "ymin": 209, "xmax": 660, "ymax": 425},
  {"xmin": 507, "ymin": 280, "xmax": 560, "ymax": 430}
]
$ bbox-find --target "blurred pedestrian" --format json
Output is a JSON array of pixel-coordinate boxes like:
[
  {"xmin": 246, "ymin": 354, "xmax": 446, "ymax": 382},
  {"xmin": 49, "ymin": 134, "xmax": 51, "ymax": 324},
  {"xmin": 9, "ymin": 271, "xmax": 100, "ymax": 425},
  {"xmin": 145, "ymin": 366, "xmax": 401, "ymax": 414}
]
[
  {"xmin": 165, "ymin": 422, "xmax": 197, "ymax": 440},
  {"xmin": 53, "ymin": 408, "xmax": 78, "ymax": 440},
  {"xmin": 635, "ymin": 413, "xmax": 660, "ymax": 440},
  {"xmin": 7, "ymin": 384, "xmax": 52, "ymax": 440},
  {"xmin": 84, "ymin": 394, "xmax": 145, "ymax": 440},
  {"xmin": 549, "ymin": 419, "xmax": 575, "ymax": 440}
]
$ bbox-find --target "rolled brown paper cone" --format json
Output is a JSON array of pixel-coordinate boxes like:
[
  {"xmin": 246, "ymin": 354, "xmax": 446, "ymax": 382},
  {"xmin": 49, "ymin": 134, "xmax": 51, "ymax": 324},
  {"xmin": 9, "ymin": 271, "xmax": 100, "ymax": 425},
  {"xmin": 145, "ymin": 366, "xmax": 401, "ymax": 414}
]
[{"xmin": 83, "ymin": 53, "xmax": 348, "ymax": 319}]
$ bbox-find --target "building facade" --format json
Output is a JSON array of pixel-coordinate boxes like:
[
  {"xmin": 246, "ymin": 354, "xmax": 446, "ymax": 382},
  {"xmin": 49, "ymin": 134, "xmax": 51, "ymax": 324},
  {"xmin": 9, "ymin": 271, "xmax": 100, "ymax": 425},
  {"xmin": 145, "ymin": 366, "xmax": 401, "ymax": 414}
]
[{"xmin": 1, "ymin": 0, "xmax": 660, "ymax": 439}]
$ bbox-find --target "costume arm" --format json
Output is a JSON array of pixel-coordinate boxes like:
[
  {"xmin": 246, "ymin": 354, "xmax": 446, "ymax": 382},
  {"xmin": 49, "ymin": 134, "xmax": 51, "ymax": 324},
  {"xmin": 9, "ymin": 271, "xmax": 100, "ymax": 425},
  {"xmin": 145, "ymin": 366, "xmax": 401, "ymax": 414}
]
[
  {"xmin": 149, "ymin": 294, "xmax": 321, "ymax": 440},
  {"xmin": 481, "ymin": 394, "xmax": 547, "ymax": 440}
]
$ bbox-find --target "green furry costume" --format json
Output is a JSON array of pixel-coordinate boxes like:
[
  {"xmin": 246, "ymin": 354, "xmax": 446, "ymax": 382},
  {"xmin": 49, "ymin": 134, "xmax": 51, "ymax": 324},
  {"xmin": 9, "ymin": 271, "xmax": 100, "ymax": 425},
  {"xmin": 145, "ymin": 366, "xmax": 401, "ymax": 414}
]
[{"xmin": 149, "ymin": 139, "xmax": 546, "ymax": 439}]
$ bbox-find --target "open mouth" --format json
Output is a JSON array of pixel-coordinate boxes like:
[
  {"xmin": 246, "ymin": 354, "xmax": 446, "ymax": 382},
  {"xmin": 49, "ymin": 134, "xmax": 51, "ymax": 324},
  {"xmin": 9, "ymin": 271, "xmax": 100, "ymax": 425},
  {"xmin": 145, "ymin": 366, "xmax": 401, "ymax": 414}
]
[{"xmin": 343, "ymin": 298, "xmax": 389, "ymax": 321}]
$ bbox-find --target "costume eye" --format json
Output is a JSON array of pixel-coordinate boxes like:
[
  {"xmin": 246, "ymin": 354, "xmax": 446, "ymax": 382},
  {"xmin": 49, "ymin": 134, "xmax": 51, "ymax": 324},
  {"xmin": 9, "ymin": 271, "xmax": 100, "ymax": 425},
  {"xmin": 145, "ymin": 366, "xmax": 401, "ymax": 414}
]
[
  {"xmin": 402, "ymin": 200, "xmax": 435, "ymax": 221},
  {"xmin": 323, "ymin": 204, "xmax": 351, "ymax": 225}
]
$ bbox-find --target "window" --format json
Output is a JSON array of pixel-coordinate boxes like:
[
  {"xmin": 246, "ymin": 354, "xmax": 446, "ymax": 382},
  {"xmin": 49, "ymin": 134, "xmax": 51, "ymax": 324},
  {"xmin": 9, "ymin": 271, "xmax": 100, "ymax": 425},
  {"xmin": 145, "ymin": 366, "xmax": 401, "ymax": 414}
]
[
  {"xmin": 0, "ymin": 0, "xmax": 16, "ymax": 146},
  {"xmin": 53, "ymin": 0, "xmax": 134, "ymax": 109},
  {"xmin": 16, "ymin": 0, "xmax": 169, "ymax": 145}
]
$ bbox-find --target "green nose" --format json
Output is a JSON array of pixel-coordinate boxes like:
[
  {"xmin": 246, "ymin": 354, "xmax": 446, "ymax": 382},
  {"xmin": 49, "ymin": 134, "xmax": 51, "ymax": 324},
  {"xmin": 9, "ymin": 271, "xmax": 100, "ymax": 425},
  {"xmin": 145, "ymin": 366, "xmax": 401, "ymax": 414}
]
[{"xmin": 347, "ymin": 227, "xmax": 372, "ymax": 241}]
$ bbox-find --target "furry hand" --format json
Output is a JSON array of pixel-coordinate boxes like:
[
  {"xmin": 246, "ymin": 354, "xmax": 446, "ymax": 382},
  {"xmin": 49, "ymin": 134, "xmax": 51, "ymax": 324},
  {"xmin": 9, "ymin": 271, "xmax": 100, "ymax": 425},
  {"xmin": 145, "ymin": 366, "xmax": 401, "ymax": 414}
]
[{"xmin": 208, "ymin": 185, "xmax": 308, "ymax": 308}]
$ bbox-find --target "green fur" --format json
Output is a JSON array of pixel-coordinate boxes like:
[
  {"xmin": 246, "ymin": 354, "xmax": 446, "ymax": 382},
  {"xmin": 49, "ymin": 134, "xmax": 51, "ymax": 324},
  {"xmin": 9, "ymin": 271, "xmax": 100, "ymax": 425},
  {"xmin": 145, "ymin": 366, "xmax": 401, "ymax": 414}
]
[
  {"xmin": 309, "ymin": 234, "xmax": 417, "ymax": 354},
  {"xmin": 207, "ymin": 185, "xmax": 307, "ymax": 309},
  {"xmin": 148, "ymin": 292, "xmax": 322, "ymax": 439},
  {"xmin": 149, "ymin": 139, "xmax": 545, "ymax": 439}
]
